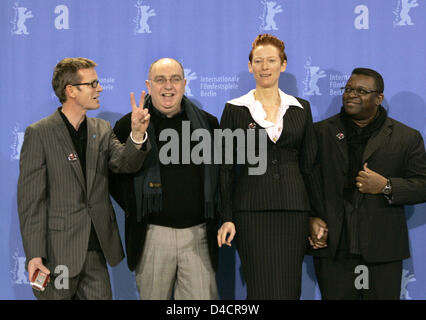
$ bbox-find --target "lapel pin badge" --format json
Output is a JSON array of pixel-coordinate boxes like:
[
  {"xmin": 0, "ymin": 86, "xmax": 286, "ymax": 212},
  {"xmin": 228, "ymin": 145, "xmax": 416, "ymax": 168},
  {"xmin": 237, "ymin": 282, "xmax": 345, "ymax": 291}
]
[
  {"xmin": 336, "ymin": 132, "xmax": 345, "ymax": 140},
  {"xmin": 248, "ymin": 122, "xmax": 257, "ymax": 129},
  {"xmin": 92, "ymin": 134, "xmax": 96, "ymax": 139},
  {"xmin": 149, "ymin": 182, "xmax": 161, "ymax": 188},
  {"xmin": 67, "ymin": 153, "xmax": 78, "ymax": 161}
]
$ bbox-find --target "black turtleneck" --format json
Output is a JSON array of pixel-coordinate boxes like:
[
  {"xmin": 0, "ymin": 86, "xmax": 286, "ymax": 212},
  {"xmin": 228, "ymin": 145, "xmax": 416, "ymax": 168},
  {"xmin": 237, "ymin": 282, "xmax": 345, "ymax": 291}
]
[{"xmin": 147, "ymin": 106, "xmax": 205, "ymax": 228}]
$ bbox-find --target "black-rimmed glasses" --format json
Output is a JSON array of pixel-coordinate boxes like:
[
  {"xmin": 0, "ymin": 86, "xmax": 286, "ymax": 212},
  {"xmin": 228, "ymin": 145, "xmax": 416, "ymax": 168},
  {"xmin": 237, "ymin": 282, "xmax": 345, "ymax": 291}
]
[
  {"xmin": 340, "ymin": 87, "xmax": 380, "ymax": 96},
  {"xmin": 71, "ymin": 79, "xmax": 100, "ymax": 88},
  {"xmin": 150, "ymin": 76, "xmax": 183, "ymax": 85}
]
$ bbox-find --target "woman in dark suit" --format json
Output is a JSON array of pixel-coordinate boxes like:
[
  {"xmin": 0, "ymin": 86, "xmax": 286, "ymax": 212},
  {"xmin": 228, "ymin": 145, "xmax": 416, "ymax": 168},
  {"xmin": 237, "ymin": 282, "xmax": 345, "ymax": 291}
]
[{"xmin": 217, "ymin": 34, "xmax": 325, "ymax": 299}]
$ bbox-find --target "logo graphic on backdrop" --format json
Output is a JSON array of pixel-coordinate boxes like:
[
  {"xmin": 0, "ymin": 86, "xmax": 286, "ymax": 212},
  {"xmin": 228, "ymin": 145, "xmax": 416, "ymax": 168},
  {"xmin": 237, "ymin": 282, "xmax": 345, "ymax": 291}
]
[
  {"xmin": 134, "ymin": 0, "xmax": 156, "ymax": 34},
  {"xmin": 303, "ymin": 57, "xmax": 326, "ymax": 96},
  {"xmin": 184, "ymin": 68, "xmax": 197, "ymax": 97},
  {"xmin": 400, "ymin": 269, "xmax": 416, "ymax": 299},
  {"xmin": 11, "ymin": 2, "xmax": 34, "ymax": 35},
  {"xmin": 11, "ymin": 124, "xmax": 25, "ymax": 161},
  {"xmin": 393, "ymin": 0, "xmax": 419, "ymax": 27},
  {"xmin": 259, "ymin": 0, "xmax": 283, "ymax": 31},
  {"xmin": 11, "ymin": 250, "xmax": 29, "ymax": 285}
]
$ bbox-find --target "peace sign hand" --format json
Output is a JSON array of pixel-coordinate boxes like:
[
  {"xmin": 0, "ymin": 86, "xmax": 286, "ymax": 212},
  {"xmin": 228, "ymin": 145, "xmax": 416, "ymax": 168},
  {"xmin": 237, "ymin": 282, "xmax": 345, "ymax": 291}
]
[{"xmin": 130, "ymin": 91, "xmax": 150, "ymax": 142}]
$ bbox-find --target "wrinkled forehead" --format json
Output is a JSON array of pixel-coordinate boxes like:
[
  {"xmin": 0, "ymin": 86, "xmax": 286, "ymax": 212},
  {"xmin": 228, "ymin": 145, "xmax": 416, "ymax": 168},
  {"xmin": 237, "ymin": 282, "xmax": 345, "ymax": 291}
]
[{"xmin": 149, "ymin": 59, "xmax": 184, "ymax": 78}]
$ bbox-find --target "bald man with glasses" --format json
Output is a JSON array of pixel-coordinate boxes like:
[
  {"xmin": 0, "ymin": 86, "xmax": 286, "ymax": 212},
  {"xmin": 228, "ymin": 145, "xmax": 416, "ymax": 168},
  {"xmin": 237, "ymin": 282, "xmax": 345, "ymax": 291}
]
[{"xmin": 109, "ymin": 58, "xmax": 220, "ymax": 300}]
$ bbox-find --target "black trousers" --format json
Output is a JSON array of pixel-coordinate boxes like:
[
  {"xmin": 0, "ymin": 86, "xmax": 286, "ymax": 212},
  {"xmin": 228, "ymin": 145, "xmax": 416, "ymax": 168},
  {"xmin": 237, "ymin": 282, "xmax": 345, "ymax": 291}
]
[
  {"xmin": 313, "ymin": 252, "xmax": 402, "ymax": 300},
  {"xmin": 234, "ymin": 211, "xmax": 309, "ymax": 300}
]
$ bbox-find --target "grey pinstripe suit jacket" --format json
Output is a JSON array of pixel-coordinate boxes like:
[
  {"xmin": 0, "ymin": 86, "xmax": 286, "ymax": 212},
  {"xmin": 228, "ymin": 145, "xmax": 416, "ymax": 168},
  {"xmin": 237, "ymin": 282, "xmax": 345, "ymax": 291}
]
[{"xmin": 17, "ymin": 109, "xmax": 150, "ymax": 278}]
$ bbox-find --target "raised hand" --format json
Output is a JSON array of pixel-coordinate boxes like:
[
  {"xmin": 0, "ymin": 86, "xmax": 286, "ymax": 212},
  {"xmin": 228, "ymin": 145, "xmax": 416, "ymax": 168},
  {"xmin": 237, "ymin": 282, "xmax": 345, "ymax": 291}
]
[{"xmin": 130, "ymin": 91, "xmax": 150, "ymax": 142}]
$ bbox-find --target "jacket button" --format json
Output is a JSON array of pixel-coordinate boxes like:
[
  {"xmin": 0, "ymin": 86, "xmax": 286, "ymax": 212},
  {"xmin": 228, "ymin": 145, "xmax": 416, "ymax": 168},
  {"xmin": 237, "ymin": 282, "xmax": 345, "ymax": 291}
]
[
  {"xmin": 272, "ymin": 159, "xmax": 278, "ymax": 165},
  {"xmin": 273, "ymin": 173, "xmax": 280, "ymax": 180}
]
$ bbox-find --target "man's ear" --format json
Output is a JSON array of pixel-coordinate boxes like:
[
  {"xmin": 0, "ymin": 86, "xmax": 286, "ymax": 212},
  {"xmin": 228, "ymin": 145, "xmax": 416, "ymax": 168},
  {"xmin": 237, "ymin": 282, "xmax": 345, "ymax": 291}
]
[
  {"xmin": 145, "ymin": 79, "xmax": 152, "ymax": 95},
  {"xmin": 65, "ymin": 84, "xmax": 77, "ymax": 100},
  {"xmin": 376, "ymin": 93, "xmax": 384, "ymax": 106}
]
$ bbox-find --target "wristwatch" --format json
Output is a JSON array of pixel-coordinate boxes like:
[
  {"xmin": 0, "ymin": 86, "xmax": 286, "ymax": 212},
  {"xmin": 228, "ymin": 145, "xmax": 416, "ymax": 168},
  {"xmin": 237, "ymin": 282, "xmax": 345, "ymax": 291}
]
[{"xmin": 382, "ymin": 179, "xmax": 392, "ymax": 195}]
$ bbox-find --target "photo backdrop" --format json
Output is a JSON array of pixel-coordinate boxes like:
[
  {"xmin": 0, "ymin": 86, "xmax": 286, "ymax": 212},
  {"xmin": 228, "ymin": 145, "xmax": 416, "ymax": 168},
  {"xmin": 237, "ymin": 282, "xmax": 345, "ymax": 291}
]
[{"xmin": 1, "ymin": 0, "xmax": 425, "ymax": 299}]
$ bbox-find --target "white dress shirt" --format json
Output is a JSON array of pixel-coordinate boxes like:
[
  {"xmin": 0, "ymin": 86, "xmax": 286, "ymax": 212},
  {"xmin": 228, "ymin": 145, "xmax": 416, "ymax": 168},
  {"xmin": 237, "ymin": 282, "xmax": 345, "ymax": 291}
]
[{"xmin": 227, "ymin": 89, "xmax": 303, "ymax": 143}]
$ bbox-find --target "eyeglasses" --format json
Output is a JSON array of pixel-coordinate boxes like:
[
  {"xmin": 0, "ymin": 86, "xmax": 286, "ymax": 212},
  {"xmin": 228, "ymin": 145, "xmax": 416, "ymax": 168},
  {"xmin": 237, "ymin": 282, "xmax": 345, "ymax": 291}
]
[
  {"xmin": 340, "ymin": 87, "xmax": 380, "ymax": 96},
  {"xmin": 150, "ymin": 76, "xmax": 183, "ymax": 85},
  {"xmin": 70, "ymin": 79, "xmax": 100, "ymax": 88}
]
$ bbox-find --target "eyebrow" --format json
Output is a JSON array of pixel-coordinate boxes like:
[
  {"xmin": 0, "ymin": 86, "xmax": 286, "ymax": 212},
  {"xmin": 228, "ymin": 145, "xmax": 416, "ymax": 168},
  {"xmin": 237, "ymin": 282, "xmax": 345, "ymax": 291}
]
[
  {"xmin": 253, "ymin": 56, "xmax": 278, "ymax": 59},
  {"xmin": 347, "ymin": 85, "xmax": 370, "ymax": 89},
  {"xmin": 153, "ymin": 74, "xmax": 183, "ymax": 79}
]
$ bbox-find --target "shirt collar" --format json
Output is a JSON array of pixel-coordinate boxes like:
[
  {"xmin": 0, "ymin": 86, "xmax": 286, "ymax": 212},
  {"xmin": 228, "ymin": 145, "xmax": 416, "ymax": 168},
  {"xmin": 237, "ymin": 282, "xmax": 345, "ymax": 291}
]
[
  {"xmin": 58, "ymin": 107, "xmax": 87, "ymax": 133},
  {"xmin": 227, "ymin": 89, "xmax": 303, "ymax": 110}
]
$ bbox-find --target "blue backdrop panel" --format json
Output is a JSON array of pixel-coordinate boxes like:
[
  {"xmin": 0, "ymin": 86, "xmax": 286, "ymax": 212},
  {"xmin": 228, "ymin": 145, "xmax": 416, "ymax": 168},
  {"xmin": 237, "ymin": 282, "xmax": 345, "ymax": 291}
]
[{"xmin": 1, "ymin": 0, "xmax": 425, "ymax": 299}]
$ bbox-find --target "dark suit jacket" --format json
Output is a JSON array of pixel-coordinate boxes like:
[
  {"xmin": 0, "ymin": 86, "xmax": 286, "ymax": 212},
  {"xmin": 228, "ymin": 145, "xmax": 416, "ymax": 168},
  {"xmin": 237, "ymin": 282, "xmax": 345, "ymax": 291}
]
[
  {"xmin": 109, "ymin": 105, "xmax": 220, "ymax": 272},
  {"xmin": 220, "ymin": 97, "xmax": 325, "ymax": 222},
  {"xmin": 17, "ymin": 110, "xmax": 150, "ymax": 277},
  {"xmin": 314, "ymin": 113, "xmax": 426, "ymax": 262}
]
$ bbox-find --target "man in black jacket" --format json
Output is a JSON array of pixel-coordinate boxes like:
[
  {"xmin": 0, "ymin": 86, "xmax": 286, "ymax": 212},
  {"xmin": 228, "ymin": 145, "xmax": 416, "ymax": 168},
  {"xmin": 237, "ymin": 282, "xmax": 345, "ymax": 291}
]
[
  {"xmin": 109, "ymin": 58, "xmax": 220, "ymax": 300},
  {"xmin": 310, "ymin": 67, "xmax": 426, "ymax": 299}
]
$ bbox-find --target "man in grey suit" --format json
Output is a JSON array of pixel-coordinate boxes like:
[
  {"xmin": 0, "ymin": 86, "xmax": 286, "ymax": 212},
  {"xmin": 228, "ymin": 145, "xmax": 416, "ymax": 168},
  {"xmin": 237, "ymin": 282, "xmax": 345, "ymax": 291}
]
[{"xmin": 17, "ymin": 57, "xmax": 151, "ymax": 299}]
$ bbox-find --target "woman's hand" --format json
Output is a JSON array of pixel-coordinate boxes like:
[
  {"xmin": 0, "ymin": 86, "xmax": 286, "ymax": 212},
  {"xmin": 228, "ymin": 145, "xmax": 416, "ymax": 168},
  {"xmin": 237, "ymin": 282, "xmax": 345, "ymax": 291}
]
[{"xmin": 217, "ymin": 222, "xmax": 236, "ymax": 247}]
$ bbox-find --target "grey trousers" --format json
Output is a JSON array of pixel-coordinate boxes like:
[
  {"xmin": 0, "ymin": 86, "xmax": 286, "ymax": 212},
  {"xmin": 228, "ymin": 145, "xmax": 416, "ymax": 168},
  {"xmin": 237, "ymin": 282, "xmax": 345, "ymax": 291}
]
[
  {"xmin": 33, "ymin": 250, "xmax": 112, "ymax": 300},
  {"xmin": 135, "ymin": 223, "xmax": 218, "ymax": 300}
]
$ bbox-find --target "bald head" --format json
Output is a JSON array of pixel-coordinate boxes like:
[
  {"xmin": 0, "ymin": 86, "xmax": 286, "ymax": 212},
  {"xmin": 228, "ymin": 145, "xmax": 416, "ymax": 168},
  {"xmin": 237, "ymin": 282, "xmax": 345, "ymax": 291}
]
[
  {"xmin": 148, "ymin": 58, "xmax": 184, "ymax": 79},
  {"xmin": 145, "ymin": 57, "xmax": 187, "ymax": 117}
]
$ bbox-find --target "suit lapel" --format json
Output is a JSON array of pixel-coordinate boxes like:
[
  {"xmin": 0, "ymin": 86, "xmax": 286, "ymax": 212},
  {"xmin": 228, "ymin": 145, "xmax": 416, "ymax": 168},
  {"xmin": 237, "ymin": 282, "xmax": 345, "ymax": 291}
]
[
  {"xmin": 362, "ymin": 118, "xmax": 392, "ymax": 163},
  {"xmin": 51, "ymin": 110, "xmax": 86, "ymax": 191},
  {"xmin": 86, "ymin": 118, "xmax": 99, "ymax": 196},
  {"xmin": 277, "ymin": 105, "xmax": 302, "ymax": 144},
  {"xmin": 328, "ymin": 117, "xmax": 349, "ymax": 174}
]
